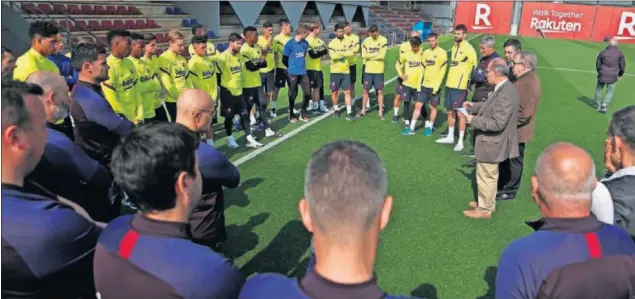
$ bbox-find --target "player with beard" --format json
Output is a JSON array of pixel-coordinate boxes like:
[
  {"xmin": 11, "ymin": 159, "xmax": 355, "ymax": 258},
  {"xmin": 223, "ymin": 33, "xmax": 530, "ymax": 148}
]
[
  {"xmin": 328, "ymin": 23, "xmax": 356, "ymax": 121},
  {"xmin": 361, "ymin": 25, "xmax": 387, "ymax": 119}
]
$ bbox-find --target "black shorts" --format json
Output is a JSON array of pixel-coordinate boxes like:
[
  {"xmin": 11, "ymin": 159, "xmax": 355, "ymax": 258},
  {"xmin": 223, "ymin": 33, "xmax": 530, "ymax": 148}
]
[
  {"xmin": 330, "ymin": 73, "xmax": 351, "ymax": 91},
  {"xmin": 444, "ymin": 87, "xmax": 468, "ymax": 109},
  {"xmin": 396, "ymin": 77, "xmax": 404, "ymax": 94},
  {"xmin": 243, "ymin": 87, "xmax": 266, "ymax": 106},
  {"xmin": 274, "ymin": 68, "xmax": 288, "ymax": 88},
  {"xmin": 220, "ymin": 87, "xmax": 246, "ymax": 116},
  {"xmin": 363, "ymin": 73, "xmax": 384, "ymax": 90},
  {"xmin": 307, "ymin": 70, "xmax": 324, "ymax": 89},
  {"xmin": 416, "ymin": 87, "xmax": 441, "ymax": 106},
  {"xmin": 401, "ymin": 86, "xmax": 420, "ymax": 103},
  {"xmin": 260, "ymin": 70, "xmax": 275, "ymax": 92},
  {"xmin": 349, "ymin": 65, "xmax": 357, "ymax": 84}
]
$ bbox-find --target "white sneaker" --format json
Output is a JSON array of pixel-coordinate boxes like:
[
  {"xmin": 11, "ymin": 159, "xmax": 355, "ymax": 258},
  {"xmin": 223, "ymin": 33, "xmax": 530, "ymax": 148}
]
[
  {"xmin": 293, "ymin": 108, "xmax": 301, "ymax": 115},
  {"xmin": 250, "ymin": 119, "xmax": 257, "ymax": 126},
  {"xmin": 227, "ymin": 136, "xmax": 239, "ymax": 148},
  {"xmin": 265, "ymin": 128, "xmax": 278, "ymax": 137},
  {"xmin": 246, "ymin": 135, "xmax": 263, "ymax": 148},
  {"xmin": 269, "ymin": 110, "xmax": 277, "ymax": 118},
  {"xmin": 453, "ymin": 142, "xmax": 464, "ymax": 152},
  {"xmin": 307, "ymin": 104, "xmax": 314, "ymax": 112},
  {"xmin": 436, "ymin": 135, "xmax": 455, "ymax": 144},
  {"xmin": 319, "ymin": 103, "xmax": 328, "ymax": 112}
]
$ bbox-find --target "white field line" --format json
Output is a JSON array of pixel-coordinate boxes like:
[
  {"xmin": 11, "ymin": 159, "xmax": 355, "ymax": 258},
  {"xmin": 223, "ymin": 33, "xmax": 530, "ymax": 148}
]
[
  {"xmin": 536, "ymin": 66, "xmax": 634, "ymax": 77},
  {"xmin": 232, "ymin": 34, "xmax": 483, "ymax": 167}
]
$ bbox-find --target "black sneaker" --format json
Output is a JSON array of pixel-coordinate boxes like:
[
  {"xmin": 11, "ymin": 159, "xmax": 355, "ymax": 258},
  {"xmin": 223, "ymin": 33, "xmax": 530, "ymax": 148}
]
[
  {"xmin": 392, "ymin": 115, "xmax": 399, "ymax": 123},
  {"xmin": 346, "ymin": 113, "xmax": 357, "ymax": 121},
  {"xmin": 599, "ymin": 106, "xmax": 607, "ymax": 114},
  {"xmin": 332, "ymin": 109, "xmax": 342, "ymax": 118}
]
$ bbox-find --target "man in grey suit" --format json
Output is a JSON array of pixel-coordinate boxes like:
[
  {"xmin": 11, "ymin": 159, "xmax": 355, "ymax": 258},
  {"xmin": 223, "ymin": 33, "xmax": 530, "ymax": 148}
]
[{"xmin": 462, "ymin": 58, "xmax": 519, "ymax": 219}]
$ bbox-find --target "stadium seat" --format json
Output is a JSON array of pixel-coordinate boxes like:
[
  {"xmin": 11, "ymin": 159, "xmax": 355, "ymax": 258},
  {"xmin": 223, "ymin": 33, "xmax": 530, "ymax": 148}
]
[
  {"xmin": 106, "ymin": 6, "xmax": 117, "ymax": 15},
  {"xmin": 181, "ymin": 19, "xmax": 190, "ymax": 27},
  {"xmin": 22, "ymin": 3, "xmax": 37, "ymax": 14},
  {"xmin": 58, "ymin": 20, "xmax": 76, "ymax": 32},
  {"xmin": 189, "ymin": 19, "xmax": 198, "ymax": 26},
  {"xmin": 97, "ymin": 37, "xmax": 108, "ymax": 46},
  {"xmin": 135, "ymin": 20, "xmax": 147, "ymax": 29},
  {"xmin": 147, "ymin": 20, "xmax": 160, "ymax": 29},
  {"xmin": 75, "ymin": 20, "xmax": 88, "ymax": 31},
  {"xmin": 117, "ymin": 6, "xmax": 129, "ymax": 15},
  {"xmin": 128, "ymin": 6, "xmax": 141, "ymax": 15},
  {"xmin": 94, "ymin": 5, "xmax": 107, "ymax": 15},
  {"xmin": 53, "ymin": 4, "xmax": 66, "ymax": 14},
  {"xmin": 37, "ymin": 3, "xmax": 54, "ymax": 15},
  {"xmin": 81, "ymin": 5, "xmax": 95, "ymax": 15},
  {"xmin": 67, "ymin": 5, "xmax": 81, "ymax": 15},
  {"xmin": 101, "ymin": 20, "xmax": 114, "ymax": 31},
  {"xmin": 216, "ymin": 43, "xmax": 228, "ymax": 52},
  {"xmin": 328, "ymin": 32, "xmax": 335, "ymax": 39},
  {"xmin": 125, "ymin": 20, "xmax": 137, "ymax": 29},
  {"xmin": 113, "ymin": 20, "xmax": 126, "ymax": 30},
  {"xmin": 155, "ymin": 33, "xmax": 166, "ymax": 43},
  {"xmin": 166, "ymin": 7, "xmax": 174, "ymax": 15},
  {"xmin": 88, "ymin": 20, "xmax": 102, "ymax": 31},
  {"xmin": 207, "ymin": 31, "xmax": 216, "ymax": 39}
]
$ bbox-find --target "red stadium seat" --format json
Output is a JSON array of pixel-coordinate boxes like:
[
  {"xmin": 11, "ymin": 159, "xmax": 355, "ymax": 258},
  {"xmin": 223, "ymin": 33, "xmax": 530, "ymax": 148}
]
[
  {"xmin": 22, "ymin": 3, "xmax": 37, "ymax": 14},
  {"xmin": 81, "ymin": 5, "xmax": 94, "ymax": 15},
  {"xmin": 67, "ymin": 5, "xmax": 81, "ymax": 15},
  {"xmin": 113, "ymin": 20, "xmax": 125, "ymax": 30},
  {"xmin": 88, "ymin": 20, "xmax": 102, "ymax": 31},
  {"xmin": 125, "ymin": 20, "xmax": 137, "ymax": 29},
  {"xmin": 53, "ymin": 4, "xmax": 66, "ymax": 14},
  {"xmin": 93, "ymin": 6, "xmax": 106, "ymax": 15},
  {"xmin": 75, "ymin": 20, "xmax": 88, "ymax": 31},
  {"xmin": 37, "ymin": 3, "xmax": 54, "ymax": 15},
  {"xmin": 155, "ymin": 33, "xmax": 166, "ymax": 43},
  {"xmin": 97, "ymin": 37, "xmax": 108, "ymax": 46},
  {"xmin": 58, "ymin": 20, "xmax": 76, "ymax": 32},
  {"xmin": 106, "ymin": 6, "xmax": 117, "ymax": 15},
  {"xmin": 147, "ymin": 20, "xmax": 160, "ymax": 28},
  {"xmin": 117, "ymin": 6, "xmax": 129, "ymax": 15},
  {"xmin": 101, "ymin": 20, "xmax": 114, "ymax": 31},
  {"xmin": 128, "ymin": 6, "xmax": 141, "ymax": 15},
  {"xmin": 135, "ymin": 20, "xmax": 147, "ymax": 29}
]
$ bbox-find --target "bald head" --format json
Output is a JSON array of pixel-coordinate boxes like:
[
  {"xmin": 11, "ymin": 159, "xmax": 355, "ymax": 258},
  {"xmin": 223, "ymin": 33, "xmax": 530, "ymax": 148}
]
[
  {"xmin": 534, "ymin": 142, "xmax": 596, "ymax": 204},
  {"xmin": 609, "ymin": 37, "xmax": 618, "ymax": 46},
  {"xmin": 176, "ymin": 89, "xmax": 214, "ymax": 132},
  {"xmin": 25, "ymin": 71, "xmax": 70, "ymax": 123},
  {"xmin": 25, "ymin": 71, "xmax": 66, "ymax": 94}
]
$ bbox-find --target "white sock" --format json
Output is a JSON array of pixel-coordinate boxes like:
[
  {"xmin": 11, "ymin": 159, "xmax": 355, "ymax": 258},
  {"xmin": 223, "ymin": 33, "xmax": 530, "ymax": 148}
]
[
  {"xmin": 448, "ymin": 126, "xmax": 455, "ymax": 136},
  {"xmin": 410, "ymin": 120, "xmax": 416, "ymax": 130},
  {"xmin": 270, "ymin": 102, "xmax": 276, "ymax": 109},
  {"xmin": 250, "ymin": 115, "xmax": 256, "ymax": 124},
  {"xmin": 346, "ymin": 105, "xmax": 352, "ymax": 114},
  {"xmin": 394, "ymin": 107, "xmax": 399, "ymax": 116},
  {"xmin": 319, "ymin": 100, "xmax": 325, "ymax": 106},
  {"xmin": 458, "ymin": 131, "xmax": 465, "ymax": 141},
  {"xmin": 425, "ymin": 121, "xmax": 431, "ymax": 128}
]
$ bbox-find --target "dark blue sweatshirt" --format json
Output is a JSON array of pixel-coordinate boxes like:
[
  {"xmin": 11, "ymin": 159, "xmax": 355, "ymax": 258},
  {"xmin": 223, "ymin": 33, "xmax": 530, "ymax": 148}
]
[{"xmin": 48, "ymin": 54, "xmax": 78, "ymax": 87}]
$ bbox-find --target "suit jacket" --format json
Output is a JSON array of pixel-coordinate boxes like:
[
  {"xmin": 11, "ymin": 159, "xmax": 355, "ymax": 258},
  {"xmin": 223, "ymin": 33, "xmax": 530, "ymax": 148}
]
[
  {"xmin": 470, "ymin": 80, "xmax": 520, "ymax": 163},
  {"xmin": 515, "ymin": 71, "xmax": 542, "ymax": 143}
]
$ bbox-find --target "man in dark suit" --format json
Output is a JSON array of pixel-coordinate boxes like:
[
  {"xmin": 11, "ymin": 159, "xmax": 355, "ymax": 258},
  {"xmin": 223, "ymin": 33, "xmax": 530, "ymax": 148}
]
[
  {"xmin": 498, "ymin": 50, "xmax": 542, "ymax": 200},
  {"xmin": 463, "ymin": 58, "xmax": 519, "ymax": 219}
]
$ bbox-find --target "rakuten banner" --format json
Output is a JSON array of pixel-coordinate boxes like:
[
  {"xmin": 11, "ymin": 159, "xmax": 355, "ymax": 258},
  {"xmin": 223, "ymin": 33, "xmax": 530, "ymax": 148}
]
[
  {"xmin": 519, "ymin": 2, "xmax": 596, "ymax": 40},
  {"xmin": 591, "ymin": 6, "xmax": 635, "ymax": 43},
  {"xmin": 454, "ymin": 1, "xmax": 514, "ymax": 35}
]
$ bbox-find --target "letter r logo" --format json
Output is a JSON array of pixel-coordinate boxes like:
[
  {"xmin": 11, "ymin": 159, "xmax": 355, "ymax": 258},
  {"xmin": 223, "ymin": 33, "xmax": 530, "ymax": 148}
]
[
  {"xmin": 475, "ymin": 3, "xmax": 492, "ymax": 26},
  {"xmin": 618, "ymin": 11, "xmax": 635, "ymax": 36}
]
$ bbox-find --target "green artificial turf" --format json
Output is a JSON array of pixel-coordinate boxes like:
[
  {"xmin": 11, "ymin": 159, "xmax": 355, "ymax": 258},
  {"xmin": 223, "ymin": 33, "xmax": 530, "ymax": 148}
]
[{"xmin": 220, "ymin": 35, "xmax": 634, "ymax": 298}]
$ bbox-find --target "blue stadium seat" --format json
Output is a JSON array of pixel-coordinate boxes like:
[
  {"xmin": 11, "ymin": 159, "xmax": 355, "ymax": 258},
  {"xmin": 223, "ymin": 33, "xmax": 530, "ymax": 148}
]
[
  {"xmin": 181, "ymin": 19, "xmax": 190, "ymax": 27},
  {"xmin": 174, "ymin": 7, "xmax": 183, "ymax": 14},
  {"xmin": 207, "ymin": 31, "xmax": 216, "ymax": 39},
  {"xmin": 216, "ymin": 43, "xmax": 228, "ymax": 52},
  {"xmin": 328, "ymin": 32, "xmax": 335, "ymax": 39},
  {"xmin": 189, "ymin": 18, "xmax": 198, "ymax": 26},
  {"xmin": 165, "ymin": 7, "xmax": 173, "ymax": 15}
]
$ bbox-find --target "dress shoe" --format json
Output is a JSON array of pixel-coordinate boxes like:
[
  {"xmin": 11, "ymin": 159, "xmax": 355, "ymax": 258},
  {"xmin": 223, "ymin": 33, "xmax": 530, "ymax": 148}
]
[
  {"xmin": 463, "ymin": 209, "xmax": 492, "ymax": 219},
  {"xmin": 496, "ymin": 193, "xmax": 516, "ymax": 201},
  {"xmin": 465, "ymin": 158, "xmax": 477, "ymax": 167},
  {"xmin": 467, "ymin": 201, "xmax": 495, "ymax": 212}
]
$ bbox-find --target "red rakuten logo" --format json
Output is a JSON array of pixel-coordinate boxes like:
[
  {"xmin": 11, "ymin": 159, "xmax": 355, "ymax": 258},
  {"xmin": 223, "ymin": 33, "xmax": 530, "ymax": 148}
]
[
  {"xmin": 615, "ymin": 11, "xmax": 635, "ymax": 40},
  {"xmin": 529, "ymin": 9, "xmax": 584, "ymax": 33},
  {"xmin": 472, "ymin": 3, "xmax": 494, "ymax": 30}
]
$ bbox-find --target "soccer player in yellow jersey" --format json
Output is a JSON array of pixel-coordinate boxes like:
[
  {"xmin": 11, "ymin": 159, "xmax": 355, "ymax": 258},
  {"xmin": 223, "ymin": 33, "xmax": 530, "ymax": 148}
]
[
  {"xmin": 271, "ymin": 18, "xmax": 293, "ymax": 117},
  {"xmin": 141, "ymin": 33, "xmax": 167, "ymax": 121},
  {"xmin": 218, "ymin": 33, "xmax": 262, "ymax": 149},
  {"xmin": 188, "ymin": 36, "xmax": 219, "ymax": 146},
  {"xmin": 361, "ymin": 25, "xmax": 387, "ymax": 118},
  {"xmin": 128, "ymin": 33, "xmax": 161, "ymax": 123},
  {"xmin": 328, "ymin": 23, "xmax": 356, "ymax": 121},
  {"xmin": 396, "ymin": 37, "xmax": 424, "ymax": 132},
  {"xmin": 258, "ymin": 22, "xmax": 275, "ymax": 110},
  {"xmin": 13, "ymin": 21, "xmax": 60, "ymax": 82},
  {"xmin": 188, "ymin": 24, "xmax": 217, "ymax": 58},
  {"xmin": 393, "ymin": 31, "xmax": 422, "ymax": 123},
  {"xmin": 241, "ymin": 26, "xmax": 281, "ymax": 138},
  {"xmin": 344, "ymin": 22, "xmax": 361, "ymax": 102},
  {"xmin": 102, "ymin": 29, "xmax": 143, "ymax": 123},
  {"xmin": 306, "ymin": 23, "xmax": 329, "ymax": 113},
  {"xmin": 436, "ymin": 24, "xmax": 477, "ymax": 152},
  {"xmin": 158, "ymin": 29, "xmax": 192, "ymax": 122},
  {"xmin": 404, "ymin": 32, "xmax": 448, "ymax": 136}
]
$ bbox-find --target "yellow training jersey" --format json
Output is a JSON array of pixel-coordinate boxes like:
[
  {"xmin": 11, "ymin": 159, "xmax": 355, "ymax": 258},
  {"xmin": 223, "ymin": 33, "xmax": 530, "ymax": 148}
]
[
  {"xmin": 141, "ymin": 55, "xmax": 163, "ymax": 109},
  {"xmin": 257, "ymin": 35, "xmax": 275, "ymax": 73},
  {"xmin": 328, "ymin": 37, "xmax": 354, "ymax": 74},
  {"xmin": 65, "ymin": 52, "xmax": 72, "ymax": 58},
  {"xmin": 446, "ymin": 40, "xmax": 477, "ymax": 90},
  {"xmin": 240, "ymin": 43, "xmax": 263, "ymax": 88},
  {"xmin": 129, "ymin": 56, "xmax": 162, "ymax": 119},
  {"xmin": 188, "ymin": 55, "xmax": 218, "ymax": 100},
  {"xmin": 217, "ymin": 50, "xmax": 243, "ymax": 96},
  {"xmin": 158, "ymin": 50, "xmax": 192, "ymax": 103},
  {"xmin": 361, "ymin": 35, "xmax": 388, "ymax": 74},
  {"xmin": 188, "ymin": 41, "xmax": 217, "ymax": 58},
  {"xmin": 421, "ymin": 46, "xmax": 448, "ymax": 94},
  {"xmin": 273, "ymin": 33, "xmax": 292, "ymax": 69},
  {"xmin": 345, "ymin": 33, "xmax": 360, "ymax": 66},
  {"xmin": 13, "ymin": 48, "xmax": 59, "ymax": 82},
  {"xmin": 102, "ymin": 55, "xmax": 142, "ymax": 122},
  {"xmin": 306, "ymin": 35, "xmax": 327, "ymax": 71},
  {"xmin": 396, "ymin": 49, "xmax": 424, "ymax": 90}
]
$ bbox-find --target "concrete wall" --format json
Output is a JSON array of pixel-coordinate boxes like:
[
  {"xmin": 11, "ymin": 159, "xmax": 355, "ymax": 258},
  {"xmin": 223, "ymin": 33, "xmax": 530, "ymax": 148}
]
[
  {"xmin": 1, "ymin": 3, "xmax": 31, "ymax": 54},
  {"xmin": 174, "ymin": 1, "xmax": 220, "ymax": 36}
]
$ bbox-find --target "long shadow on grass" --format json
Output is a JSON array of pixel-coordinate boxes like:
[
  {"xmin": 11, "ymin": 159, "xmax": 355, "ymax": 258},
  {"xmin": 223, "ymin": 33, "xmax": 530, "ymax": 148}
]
[
  {"xmin": 476, "ymin": 266, "xmax": 497, "ymax": 299},
  {"xmin": 577, "ymin": 96, "xmax": 596, "ymax": 108},
  {"xmin": 457, "ymin": 166, "xmax": 478, "ymax": 201},
  {"xmin": 411, "ymin": 283, "xmax": 438, "ymax": 299},
  {"xmin": 240, "ymin": 219, "xmax": 312, "ymax": 277},
  {"xmin": 224, "ymin": 212, "xmax": 270, "ymax": 260},
  {"xmin": 225, "ymin": 177, "xmax": 264, "ymax": 209}
]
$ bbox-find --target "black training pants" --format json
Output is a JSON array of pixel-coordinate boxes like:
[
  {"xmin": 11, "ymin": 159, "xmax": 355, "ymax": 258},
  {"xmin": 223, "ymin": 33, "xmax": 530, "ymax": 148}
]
[
  {"xmin": 498, "ymin": 143, "xmax": 526, "ymax": 196},
  {"xmin": 220, "ymin": 87, "xmax": 251, "ymax": 137},
  {"xmin": 287, "ymin": 73, "xmax": 311, "ymax": 117},
  {"xmin": 244, "ymin": 87, "xmax": 269, "ymax": 130}
]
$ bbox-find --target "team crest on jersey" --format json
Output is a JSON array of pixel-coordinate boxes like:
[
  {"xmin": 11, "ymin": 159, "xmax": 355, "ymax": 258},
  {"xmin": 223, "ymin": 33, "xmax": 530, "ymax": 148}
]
[
  {"xmin": 368, "ymin": 47, "xmax": 379, "ymax": 53},
  {"xmin": 202, "ymin": 70, "xmax": 214, "ymax": 79},
  {"xmin": 230, "ymin": 65, "xmax": 241, "ymax": 74},
  {"xmin": 425, "ymin": 59, "xmax": 436, "ymax": 66},
  {"xmin": 176, "ymin": 69, "xmax": 187, "ymax": 76}
]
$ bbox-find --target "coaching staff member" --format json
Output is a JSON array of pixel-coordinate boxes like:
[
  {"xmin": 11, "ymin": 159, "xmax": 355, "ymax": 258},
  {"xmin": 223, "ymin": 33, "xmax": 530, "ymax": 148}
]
[
  {"xmin": 94, "ymin": 122, "xmax": 244, "ymax": 299},
  {"xmin": 498, "ymin": 50, "xmax": 542, "ymax": 200},
  {"xmin": 463, "ymin": 58, "xmax": 519, "ymax": 219},
  {"xmin": 594, "ymin": 37, "xmax": 626, "ymax": 114}
]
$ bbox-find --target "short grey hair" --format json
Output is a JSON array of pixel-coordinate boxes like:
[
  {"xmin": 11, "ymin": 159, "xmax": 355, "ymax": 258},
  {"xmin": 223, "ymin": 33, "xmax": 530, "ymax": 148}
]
[
  {"xmin": 609, "ymin": 37, "xmax": 618, "ymax": 46},
  {"xmin": 609, "ymin": 105, "xmax": 635, "ymax": 152},
  {"xmin": 534, "ymin": 142, "xmax": 596, "ymax": 201},
  {"xmin": 480, "ymin": 36, "xmax": 495, "ymax": 48},
  {"xmin": 515, "ymin": 50, "xmax": 537, "ymax": 70},
  {"xmin": 491, "ymin": 61, "xmax": 509, "ymax": 77},
  {"xmin": 304, "ymin": 140, "xmax": 387, "ymax": 236}
]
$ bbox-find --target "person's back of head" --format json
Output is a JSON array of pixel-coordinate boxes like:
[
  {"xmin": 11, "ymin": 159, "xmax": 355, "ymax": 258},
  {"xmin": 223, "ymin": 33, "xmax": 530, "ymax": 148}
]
[
  {"xmin": 1, "ymin": 79, "xmax": 47, "ymax": 186},
  {"xmin": 111, "ymin": 122, "xmax": 202, "ymax": 219},
  {"xmin": 176, "ymin": 89, "xmax": 214, "ymax": 134},
  {"xmin": 531, "ymin": 142, "xmax": 596, "ymax": 218}
]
